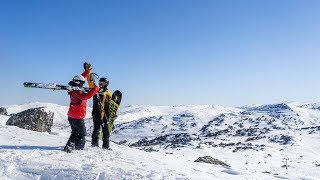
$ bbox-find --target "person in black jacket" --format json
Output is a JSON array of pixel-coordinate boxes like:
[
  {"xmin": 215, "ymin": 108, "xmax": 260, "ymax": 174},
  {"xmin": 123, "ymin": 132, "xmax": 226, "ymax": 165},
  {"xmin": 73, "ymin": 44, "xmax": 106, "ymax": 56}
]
[{"xmin": 91, "ymin": 77, "xmax": 113, "ymax": 149}]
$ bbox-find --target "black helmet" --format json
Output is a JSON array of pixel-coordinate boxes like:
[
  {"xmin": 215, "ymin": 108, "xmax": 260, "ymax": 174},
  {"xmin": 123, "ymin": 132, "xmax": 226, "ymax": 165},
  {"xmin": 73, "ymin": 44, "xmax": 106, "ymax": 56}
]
[{"xmin": 99, "ymin": 77, "xmax": 109, "ymax": 87}]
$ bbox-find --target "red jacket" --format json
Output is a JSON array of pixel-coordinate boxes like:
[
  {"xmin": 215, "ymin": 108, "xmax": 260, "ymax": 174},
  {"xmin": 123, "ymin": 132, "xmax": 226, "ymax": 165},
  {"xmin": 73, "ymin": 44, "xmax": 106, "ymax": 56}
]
[{"xmin": 67, "ymin": 70, "xmax": 99, "ymax": 120}]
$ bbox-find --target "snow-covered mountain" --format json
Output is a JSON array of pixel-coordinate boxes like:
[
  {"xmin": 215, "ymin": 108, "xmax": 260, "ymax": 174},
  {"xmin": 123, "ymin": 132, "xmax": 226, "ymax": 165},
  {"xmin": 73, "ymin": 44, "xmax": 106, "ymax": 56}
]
[{"xmin": 0, "ymin": 102, "xmax": 320, "ymax": 179}]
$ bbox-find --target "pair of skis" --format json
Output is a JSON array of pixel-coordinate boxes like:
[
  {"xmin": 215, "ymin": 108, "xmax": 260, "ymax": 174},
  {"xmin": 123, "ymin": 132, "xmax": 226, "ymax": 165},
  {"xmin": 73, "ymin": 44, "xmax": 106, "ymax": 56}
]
[{"xmin": 23, "ymin": 82, "xmax": 90, "ymax": 92}]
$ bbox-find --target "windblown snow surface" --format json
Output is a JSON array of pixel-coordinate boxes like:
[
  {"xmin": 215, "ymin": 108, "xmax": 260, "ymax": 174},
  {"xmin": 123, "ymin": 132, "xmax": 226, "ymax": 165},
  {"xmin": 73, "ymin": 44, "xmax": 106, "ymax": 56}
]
[{"xmin": 0, "ymin": 102, "xmax": 320, "ymax": 179}]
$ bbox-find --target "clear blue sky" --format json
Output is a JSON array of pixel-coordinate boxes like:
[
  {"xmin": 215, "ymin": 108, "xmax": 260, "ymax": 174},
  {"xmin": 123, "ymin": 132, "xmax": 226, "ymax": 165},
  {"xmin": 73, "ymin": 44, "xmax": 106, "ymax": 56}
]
[{"xmin": 1, "ymin": 0, "xmax": 320, "ymax": 107}]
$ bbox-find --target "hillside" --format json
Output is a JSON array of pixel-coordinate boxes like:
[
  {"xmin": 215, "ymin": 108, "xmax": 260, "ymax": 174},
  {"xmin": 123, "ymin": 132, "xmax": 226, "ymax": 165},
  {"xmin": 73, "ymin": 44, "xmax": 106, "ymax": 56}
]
[{"xmin": 0, "ymin": 102, "xmax": 319, "ymax": 179}]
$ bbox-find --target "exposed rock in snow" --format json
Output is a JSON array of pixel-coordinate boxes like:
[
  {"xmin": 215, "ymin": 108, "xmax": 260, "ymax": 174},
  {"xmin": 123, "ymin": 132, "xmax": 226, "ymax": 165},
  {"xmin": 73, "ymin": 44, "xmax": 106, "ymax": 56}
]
[
  {"xmin": 6, "ymin": 107, "xmax": 54, "ymax": 133},
  {"xmin": 0, "ymin": 107, "xmax": 7, "ymax": 116},
  {"xmin": 195, "ymin": 156, "xmax": 231, "ymax": 168}
]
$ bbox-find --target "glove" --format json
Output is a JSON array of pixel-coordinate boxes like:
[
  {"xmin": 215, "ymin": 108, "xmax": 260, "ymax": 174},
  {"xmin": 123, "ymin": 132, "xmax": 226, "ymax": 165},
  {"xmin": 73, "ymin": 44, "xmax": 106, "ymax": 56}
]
[{"xmin": 83, "ymin": 62, "xmax": 92, "ymax": 71}]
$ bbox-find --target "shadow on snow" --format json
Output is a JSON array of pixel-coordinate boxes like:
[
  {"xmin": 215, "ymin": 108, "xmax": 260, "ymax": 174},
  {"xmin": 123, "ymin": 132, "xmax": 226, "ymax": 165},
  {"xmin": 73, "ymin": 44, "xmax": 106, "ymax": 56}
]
[{"xmin": 0, "ymin": 145, "xmax": 63, "ymax": 150}]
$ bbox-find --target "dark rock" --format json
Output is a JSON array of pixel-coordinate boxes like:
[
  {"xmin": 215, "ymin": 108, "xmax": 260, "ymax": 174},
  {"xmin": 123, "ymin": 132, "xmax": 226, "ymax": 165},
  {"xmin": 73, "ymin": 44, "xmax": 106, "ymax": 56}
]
[
  {"xmin": 232, "ymin": 143, "xmax": 265, "ymax": 152},
  {"xmin": 212, "ymin": 142, "xmax": 235, "ymax": 148},
  {"xmin": 118, "ymin": 140, "xmax": 128, "ymax": 145},
  {"xmin": 269, "ymin": 135, "xmax": 294, "ymax": 145},
  {"xmin": 203, "ymin": 128, "xmax": 230, "ymax": 138},
  {"xmin": 0, "ymin": 107, "xmax": 8, "ymax": 115},
  {"xmin": 130, "ymin": 133, "xmax": 192, "ymax": 149},
  {"xmin": 247, "ymin": 103, "xmax": 293, "ymax": 112},
  {"xmin": 194, "ymin": 156, "xmax": 230, "ymax": 168},
  {"xmin": 171, "ymin": 114, "xmax": 197, "ymax": 131},
  {"xmin": 204, "ymin": 114, "xmax": 225, "ymax": 129},
  {"xmin": 240, "ymin": 111, "xmax": 252, "ymax": 115},
  {"xmin": 6, "ymin": 107, "xmax": 54, "ymax": 133},
  {"xmin": 141, "ymin": 147, "xmax": 158, "ymax": 152},
  {"xmin": 113, "ymin": 140, "xmax": 128, "ymax": 145},
  {"xmin": 301, "ymin": 126, "xmax": 320, "ymax": 132},
  {"xmin": 271, "ymin": 125, "xmax": 285, "ymax": 130},
  {"xmin": 245, "ymin": 135, "xmax": 266, "ymax": 142}
]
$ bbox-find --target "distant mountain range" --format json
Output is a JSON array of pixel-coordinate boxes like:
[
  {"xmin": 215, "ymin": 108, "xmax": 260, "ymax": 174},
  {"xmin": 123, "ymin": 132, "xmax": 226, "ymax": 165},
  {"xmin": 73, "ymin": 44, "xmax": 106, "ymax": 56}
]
[{"xmin": 109, "ymin": 103, "xmax": 320, "ymax": 152}]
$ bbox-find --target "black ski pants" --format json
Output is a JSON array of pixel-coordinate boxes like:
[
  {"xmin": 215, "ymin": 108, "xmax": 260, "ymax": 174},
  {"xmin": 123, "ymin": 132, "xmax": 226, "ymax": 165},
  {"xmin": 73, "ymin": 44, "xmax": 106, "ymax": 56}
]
[
  {"xmin": 65, "ymin": 117, "xmax": 87, "ymax": 150},
  {"xmin": 92, "ymin": 116, "xmax": 110, "ymax": 148}
]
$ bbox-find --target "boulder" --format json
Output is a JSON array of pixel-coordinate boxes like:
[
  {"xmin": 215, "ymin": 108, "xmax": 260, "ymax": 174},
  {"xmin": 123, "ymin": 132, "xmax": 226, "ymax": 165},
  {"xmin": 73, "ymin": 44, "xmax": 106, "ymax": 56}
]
[
  {"xmin": 194, "ymin": 156, "xmax": 230, "ymax": 168},
  {"xmin": 0, "ymin": 107, "xmax": 7, "ymax": 115},
  {"xmin": 6, "ymin": 107, "xmax": 54, "ymax": 133}
]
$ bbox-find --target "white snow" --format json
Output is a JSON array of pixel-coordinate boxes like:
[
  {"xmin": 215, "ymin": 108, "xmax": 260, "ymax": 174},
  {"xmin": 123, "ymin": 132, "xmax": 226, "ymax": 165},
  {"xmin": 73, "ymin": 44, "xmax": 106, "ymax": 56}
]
[{"xmin": 0, "ymin": 102, "xmax": 319, "ymax": 179}]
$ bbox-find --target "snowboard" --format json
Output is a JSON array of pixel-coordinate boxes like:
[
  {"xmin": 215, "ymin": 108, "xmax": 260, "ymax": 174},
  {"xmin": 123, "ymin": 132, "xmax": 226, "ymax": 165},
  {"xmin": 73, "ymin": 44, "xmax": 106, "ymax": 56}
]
[
  {"xmin": 100, "ymin": 90, "xmax": 122, "ymax": 140},
  {"xmin": 107, "ymin": 90, "xmax": 122, "ymax": 134},
  {"xmin": 23, "ymin": 82, "xmax": 90, "ymax": 92}
]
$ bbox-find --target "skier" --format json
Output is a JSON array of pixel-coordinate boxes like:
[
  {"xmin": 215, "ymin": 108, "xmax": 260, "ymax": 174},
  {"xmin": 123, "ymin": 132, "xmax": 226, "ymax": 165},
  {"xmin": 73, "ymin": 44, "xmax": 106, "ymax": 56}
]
[
  {"xmin": 91, "ymin": 77, "xmax": 113, "ymax": 149},
  {"xmin": 63, "ymin": 63, "xmax": 99, "ymax": 153}
]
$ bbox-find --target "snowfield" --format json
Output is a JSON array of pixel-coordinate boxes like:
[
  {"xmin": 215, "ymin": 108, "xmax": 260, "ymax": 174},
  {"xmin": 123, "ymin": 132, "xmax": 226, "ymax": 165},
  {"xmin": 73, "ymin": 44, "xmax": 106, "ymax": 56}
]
[{"xmin": 0, "ymin": 102, "xmax": 320, "ymax": 179}]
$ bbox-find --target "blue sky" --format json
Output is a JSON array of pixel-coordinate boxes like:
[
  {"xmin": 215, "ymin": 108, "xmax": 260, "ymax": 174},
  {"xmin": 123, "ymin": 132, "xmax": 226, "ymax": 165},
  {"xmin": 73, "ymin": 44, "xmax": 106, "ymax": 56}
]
[{"xmin": 1, "ymin": 0, "xmax": 320, "ymax": 107}]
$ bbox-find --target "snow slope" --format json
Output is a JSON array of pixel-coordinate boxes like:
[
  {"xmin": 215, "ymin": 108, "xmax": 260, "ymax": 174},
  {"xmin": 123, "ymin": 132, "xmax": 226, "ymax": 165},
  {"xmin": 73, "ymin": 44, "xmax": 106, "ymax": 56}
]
[{"xmin": 0, "ymin": 102, "xmax": 320, "ymax": 179}]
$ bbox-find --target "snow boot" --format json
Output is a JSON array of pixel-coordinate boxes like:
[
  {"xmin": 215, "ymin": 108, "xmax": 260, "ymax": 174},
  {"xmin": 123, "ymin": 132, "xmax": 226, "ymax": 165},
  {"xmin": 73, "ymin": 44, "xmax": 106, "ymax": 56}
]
[
  {"xmin": 91, "ymin": 137, "xmax": 99, "ymax": 147},
  {"xmin": 63, "ymin": 142, "xmax": 75, "ymax": 153}
]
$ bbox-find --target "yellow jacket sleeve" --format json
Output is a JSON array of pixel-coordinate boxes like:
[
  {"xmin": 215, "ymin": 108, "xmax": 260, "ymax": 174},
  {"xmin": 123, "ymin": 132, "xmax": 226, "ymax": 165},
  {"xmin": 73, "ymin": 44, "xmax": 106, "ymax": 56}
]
[{"xmin": 86, "ymin": 71, "xmax": 96, "ymax": 88}]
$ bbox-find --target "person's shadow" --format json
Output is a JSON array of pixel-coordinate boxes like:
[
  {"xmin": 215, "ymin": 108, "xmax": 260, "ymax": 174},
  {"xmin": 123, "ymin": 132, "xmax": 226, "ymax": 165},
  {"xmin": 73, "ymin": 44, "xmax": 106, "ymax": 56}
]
[{"xmin": 0, "ymin": 145, "xmax": 63, "ymax": 150}]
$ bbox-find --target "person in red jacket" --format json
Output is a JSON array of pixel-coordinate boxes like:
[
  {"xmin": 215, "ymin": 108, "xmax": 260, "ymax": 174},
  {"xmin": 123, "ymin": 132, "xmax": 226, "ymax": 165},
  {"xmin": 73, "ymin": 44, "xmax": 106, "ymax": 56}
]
[{"xmin": 63, "ymin": 63, "xmax": 99, "ymax": 153}]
